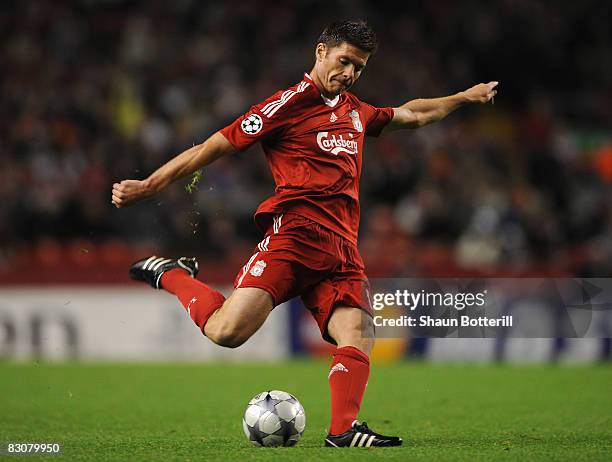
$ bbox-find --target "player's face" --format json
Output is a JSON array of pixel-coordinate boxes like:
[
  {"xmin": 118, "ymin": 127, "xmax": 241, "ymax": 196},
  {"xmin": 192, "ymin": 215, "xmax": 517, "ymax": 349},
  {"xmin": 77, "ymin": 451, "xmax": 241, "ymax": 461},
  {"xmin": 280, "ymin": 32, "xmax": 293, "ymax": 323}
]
[{"xmin": 314, "ymin": 42, "xmax": 370, "ymax": 97}]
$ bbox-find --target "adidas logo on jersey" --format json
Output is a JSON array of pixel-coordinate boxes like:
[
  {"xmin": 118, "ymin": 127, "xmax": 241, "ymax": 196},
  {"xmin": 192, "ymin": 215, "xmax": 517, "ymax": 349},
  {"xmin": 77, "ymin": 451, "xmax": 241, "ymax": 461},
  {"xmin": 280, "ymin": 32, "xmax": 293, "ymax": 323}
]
[
  {"xmin": 330, "ymin": 112, "xmax": 338, "ymax": 122},
  {"xmin": 328, "ymin": 362, "xmax": 349, "ymax": 378},
  {"xmin": 316, "ymin": 132, "xmax": 358, "ymax": 156}
]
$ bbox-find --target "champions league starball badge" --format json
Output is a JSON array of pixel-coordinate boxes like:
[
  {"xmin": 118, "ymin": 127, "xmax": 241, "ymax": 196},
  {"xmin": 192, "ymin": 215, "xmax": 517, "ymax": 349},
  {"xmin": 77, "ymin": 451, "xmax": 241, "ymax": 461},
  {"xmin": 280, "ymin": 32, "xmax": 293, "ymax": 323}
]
[{"xmin": 241, "ymin": 114, "xmax": 263, "ymax": 135}]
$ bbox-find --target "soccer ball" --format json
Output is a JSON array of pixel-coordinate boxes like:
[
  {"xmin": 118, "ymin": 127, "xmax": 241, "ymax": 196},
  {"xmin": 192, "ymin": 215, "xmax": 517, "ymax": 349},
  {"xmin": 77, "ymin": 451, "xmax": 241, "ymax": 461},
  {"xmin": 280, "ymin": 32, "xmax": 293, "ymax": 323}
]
[
  {"xmin": 241, "ymin": 114, "xmax": 263, "ymax": 135},
  {"xmin": 242, "ymin": 390, "xmax": 306, "ymax": 447}
]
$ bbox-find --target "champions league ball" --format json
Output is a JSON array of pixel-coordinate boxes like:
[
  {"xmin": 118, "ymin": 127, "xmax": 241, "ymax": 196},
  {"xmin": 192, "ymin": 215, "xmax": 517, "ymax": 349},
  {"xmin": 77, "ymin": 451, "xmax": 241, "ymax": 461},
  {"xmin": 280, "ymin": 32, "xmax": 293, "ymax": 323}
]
[
  {"xmin": 241, "ymin": 114, "xmax": 263, "ymax": 134},
  {"xmin": 242, "ymin": 390, "xmax": 306, "ymax": 447}
]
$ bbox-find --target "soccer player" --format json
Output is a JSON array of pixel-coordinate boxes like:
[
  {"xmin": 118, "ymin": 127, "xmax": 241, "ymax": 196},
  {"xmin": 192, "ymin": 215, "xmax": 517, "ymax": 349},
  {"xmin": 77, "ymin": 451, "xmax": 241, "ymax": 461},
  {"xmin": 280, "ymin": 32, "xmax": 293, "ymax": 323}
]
[{"xmin": 112, "ymin": 20, "xmax": 497, "ymax": 447}]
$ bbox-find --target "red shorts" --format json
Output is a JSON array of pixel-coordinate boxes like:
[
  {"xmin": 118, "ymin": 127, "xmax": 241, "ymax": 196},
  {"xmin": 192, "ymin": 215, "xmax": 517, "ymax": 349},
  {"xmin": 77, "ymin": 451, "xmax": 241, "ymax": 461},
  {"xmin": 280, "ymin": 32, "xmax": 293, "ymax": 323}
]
[{"xmin": 234, "ymin": 213, "xmax": 373, "ymax": 344}]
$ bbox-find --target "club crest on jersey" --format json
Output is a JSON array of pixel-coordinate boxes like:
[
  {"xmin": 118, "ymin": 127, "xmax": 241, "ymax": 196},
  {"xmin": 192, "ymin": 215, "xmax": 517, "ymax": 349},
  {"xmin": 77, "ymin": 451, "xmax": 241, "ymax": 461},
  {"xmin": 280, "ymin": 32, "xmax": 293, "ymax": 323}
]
[
  {"xmin": 241, "ymin": 114, "xmax": 263, "ymax": 135},
  {"xmin": 349, "ymin": 110, "xmax": 363, "ymax": 132},
  {"xmin": 317, "ymin": 132, "xmax": 358, "ymax": 156},
  {"xmin": 250, "ymin": 260, "xmax": 267, "ymax": 277}
]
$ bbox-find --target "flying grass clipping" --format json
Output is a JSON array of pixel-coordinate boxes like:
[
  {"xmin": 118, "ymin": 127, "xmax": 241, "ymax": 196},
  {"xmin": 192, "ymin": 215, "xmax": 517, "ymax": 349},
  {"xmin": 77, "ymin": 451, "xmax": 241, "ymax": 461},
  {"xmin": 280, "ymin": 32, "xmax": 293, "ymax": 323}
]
[{"xmin": 186, "ymin": 170, "xmax": 203, "ymax": 194}]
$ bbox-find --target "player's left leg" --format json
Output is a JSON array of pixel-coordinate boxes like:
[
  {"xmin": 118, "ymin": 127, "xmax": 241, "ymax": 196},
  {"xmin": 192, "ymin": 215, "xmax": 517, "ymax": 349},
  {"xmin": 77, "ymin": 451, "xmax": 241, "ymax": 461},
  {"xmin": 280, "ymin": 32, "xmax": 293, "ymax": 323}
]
[
  {"xmin": 325, "ymin": 306, "xmax": 402, "ymax": 447},
  {"xmin": 326, "ymin": 306, "xmax": 374, "ymax": 436},
  {"xmin": 327, "ymin": 305, "xmax": 375, "ymax": 354},
  {"xmin": 326, "ymin": 306, "xmax": 373, "ymax": 434}
]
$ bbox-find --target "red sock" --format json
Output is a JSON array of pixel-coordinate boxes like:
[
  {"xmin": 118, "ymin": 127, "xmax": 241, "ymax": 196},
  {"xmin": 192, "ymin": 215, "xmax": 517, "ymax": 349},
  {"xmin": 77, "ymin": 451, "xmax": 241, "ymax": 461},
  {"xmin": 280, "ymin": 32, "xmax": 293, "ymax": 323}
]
[
  {"xmin": 328, "ymin": 346, "xmax": 370, "ymax": 435},
  {"xmin": 160, "ymin": 269, "xmax": 226, "ymax": 331}
]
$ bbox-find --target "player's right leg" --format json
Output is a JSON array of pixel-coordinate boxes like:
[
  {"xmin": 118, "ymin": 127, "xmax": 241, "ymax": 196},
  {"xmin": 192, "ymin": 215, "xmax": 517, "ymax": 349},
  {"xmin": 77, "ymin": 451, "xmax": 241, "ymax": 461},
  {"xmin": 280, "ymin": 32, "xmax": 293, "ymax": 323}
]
[
  {"xmin": 203, "ymin": 287, "xmax": 273, "ymax": 348},
  {"xmin": 129, "ymin": 215, "xmax": 330, "ymax": 348},
  {"xmin": 129, "ymin": 256, "xmax": 273, "ymax": 348}
]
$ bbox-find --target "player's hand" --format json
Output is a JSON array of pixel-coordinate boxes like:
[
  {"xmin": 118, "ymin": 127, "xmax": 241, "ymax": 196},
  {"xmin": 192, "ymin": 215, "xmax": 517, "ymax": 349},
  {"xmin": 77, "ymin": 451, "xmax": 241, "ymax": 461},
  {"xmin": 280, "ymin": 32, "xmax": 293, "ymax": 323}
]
[
  {"xmin": 111, "ymin": 179, "xmax": 154, "ymax": 208},
  {"xmin": 462, "ymin": 81, "xmax": 499, "ymax": 104}
]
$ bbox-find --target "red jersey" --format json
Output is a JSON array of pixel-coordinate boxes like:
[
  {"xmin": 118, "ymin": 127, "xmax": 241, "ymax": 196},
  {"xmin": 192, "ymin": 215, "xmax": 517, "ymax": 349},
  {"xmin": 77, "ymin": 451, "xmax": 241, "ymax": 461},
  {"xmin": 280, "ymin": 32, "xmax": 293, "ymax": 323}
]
[{"xmin": 220, "ymin": 73, "xmax": 394, "ymax": 244}]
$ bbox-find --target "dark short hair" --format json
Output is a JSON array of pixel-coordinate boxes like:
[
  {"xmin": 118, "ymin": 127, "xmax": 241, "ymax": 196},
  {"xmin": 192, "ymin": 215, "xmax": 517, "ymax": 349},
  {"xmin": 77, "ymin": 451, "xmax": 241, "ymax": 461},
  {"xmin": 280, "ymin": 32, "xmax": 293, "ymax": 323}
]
[{"xmin": 317, "ymin": 20, "xmax": 378, "ymax": 54}]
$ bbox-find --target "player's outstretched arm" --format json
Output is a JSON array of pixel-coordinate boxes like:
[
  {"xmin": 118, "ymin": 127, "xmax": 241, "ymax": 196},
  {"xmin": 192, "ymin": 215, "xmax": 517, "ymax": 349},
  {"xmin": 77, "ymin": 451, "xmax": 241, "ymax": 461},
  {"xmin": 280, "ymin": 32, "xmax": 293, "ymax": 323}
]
[
  {"xmin": 112, "ymin": 131, "xmax": 236, "ymax": 208},
  {"xmin": 384, "ymin": 81, "xmax": 498, "ymax": 132}
]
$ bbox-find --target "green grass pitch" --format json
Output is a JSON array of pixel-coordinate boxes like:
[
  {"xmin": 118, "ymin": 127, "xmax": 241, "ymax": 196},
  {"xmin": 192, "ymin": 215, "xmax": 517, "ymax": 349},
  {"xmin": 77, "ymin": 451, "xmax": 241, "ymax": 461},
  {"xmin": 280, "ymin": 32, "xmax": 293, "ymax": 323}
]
[{"xmin": 1, "ymin": 361, "xmax": 611, "ymax": 461}]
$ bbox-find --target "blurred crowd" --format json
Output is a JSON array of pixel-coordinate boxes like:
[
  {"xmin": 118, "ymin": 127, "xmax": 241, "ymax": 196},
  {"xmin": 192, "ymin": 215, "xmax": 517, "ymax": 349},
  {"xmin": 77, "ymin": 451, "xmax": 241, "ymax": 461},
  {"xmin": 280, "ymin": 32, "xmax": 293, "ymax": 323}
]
[{"xmin": 1, "ymin": 0, "xmax": 611, "ymax": 279}]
